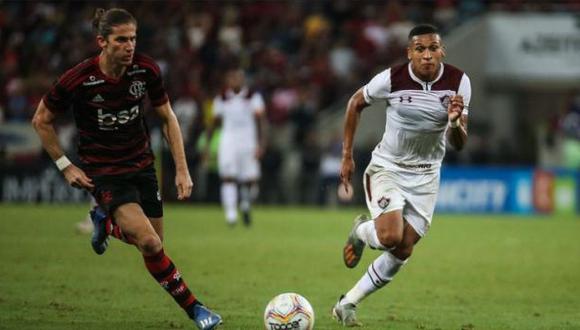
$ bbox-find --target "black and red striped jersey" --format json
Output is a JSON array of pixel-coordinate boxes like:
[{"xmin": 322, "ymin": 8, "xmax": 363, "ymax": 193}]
[{"xmin": 43, "ymin": 53, "xmax": 169, "ymax": 176}]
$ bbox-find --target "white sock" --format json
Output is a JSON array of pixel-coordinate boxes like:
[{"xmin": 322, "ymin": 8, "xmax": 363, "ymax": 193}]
[
  {"xmin": 239, "ymin": 185, "xmax": 250, "ymax": 212},
  {"xmin": 221, "ymin": 183, "xmax": 238, "ymax": 224},
  {"xmin": 342, "ymin": 251, "xmax": 406, "ymax": 306},
  {"xmin": 355, "ymin": 220, "xmax": 386, "ymax": 250},
  {"xmin": 250, "ymin": 184, "xmax": 259, "ymax": 201},
  {"xmin": 85, "ymin": 197, "xmax": 99, "ymax": 222}
]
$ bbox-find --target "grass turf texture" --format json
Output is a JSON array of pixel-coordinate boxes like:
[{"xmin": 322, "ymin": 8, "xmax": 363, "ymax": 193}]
[{"xmin": 0, "ymin": 204, "xmax": 579, "ymax": 330}]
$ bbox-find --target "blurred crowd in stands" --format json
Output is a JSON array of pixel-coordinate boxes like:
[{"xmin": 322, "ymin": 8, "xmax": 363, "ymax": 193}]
[{"xmin": 1, "ymin": 0, "xmax": 579, "ymax": 203}]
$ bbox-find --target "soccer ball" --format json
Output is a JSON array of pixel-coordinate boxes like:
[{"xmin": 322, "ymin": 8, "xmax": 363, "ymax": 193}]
[{"xmin": 263, "ymin": 292, "xmax": 315, "ymax": 330}]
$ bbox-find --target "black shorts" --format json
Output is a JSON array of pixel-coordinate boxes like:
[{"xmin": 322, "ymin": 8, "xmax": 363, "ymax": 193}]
[{"xmin": 91, "ymin": 165, "xmax": 163, "ymax": 218}]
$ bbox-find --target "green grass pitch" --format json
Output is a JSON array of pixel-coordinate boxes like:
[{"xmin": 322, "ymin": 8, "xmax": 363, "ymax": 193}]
[{"xmin": 1, "ymin": 204, "xmax": 579, "ymax": 329}]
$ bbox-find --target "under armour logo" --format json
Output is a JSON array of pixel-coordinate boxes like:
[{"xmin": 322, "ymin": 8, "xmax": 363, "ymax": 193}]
[{"xmin": 399, "ymin": 96, "xmax": 412, "ymax": 103}]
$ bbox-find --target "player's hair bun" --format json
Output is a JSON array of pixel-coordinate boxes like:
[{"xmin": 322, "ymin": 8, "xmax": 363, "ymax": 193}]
[{"xmin": 92, "ymin": 8, "xmax": 106, "ymax": 32}]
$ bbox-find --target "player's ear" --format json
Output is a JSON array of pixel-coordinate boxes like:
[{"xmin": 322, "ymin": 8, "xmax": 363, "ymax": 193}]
[
  {"xmin": 441, "ymin": 45, "xmax": 446, "ymax": 58},
  {"xmin": 96, "ymin": 35, "xmax": 107, "ymax": 48},
  {"xmin": 406, "ymin": 47, "xmax": 412, "ymax": 61}
]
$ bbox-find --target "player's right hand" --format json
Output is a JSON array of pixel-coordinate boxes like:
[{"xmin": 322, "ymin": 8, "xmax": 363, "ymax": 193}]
[
  {"xmin": 175, "ymin": 170, "xmax": 193, "ymax": 200},
  {"xmin": 62, "ymin": 165, "xmax": 94, "ymax": 190},
  {"xmin": 448, "ymin": 94, "xmax": 464, "ymax": 122},
  {"xmin": 340, "ymin": 156, "xmax": 355, "ymax": 189}
]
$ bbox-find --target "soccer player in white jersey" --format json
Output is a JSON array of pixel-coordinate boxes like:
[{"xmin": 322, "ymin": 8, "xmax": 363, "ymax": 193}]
[
  {"xmin": 332, "ymin": 24, "xmax": 470, "ymax": 326},
  {"xmin": 75, "ymin": 197, "xmax": 98, "ymax": 234},
  {"xmin": 206, "ymin": 68, "xmax": 266, "ymax": 226}
]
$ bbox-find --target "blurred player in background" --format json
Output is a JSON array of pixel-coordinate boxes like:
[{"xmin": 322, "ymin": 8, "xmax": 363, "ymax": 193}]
[
  {"xmin": 205, "ymin": 68, "xmax": 266, "ymax": 227},
  {"xmin": 75, "ymin": 196, "xmax": 98, "ymax": 234},
  {"xmin": 332, "ymin": 24, "xmax": 471, "ymax": 326},
  {"xmin": 31, "ymin": 8, "xmax": 221, "ymax": 330}
]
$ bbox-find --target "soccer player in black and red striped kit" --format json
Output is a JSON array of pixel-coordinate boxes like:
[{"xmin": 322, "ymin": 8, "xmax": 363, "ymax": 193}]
[{"xmin": 31, "ymin": 8, "xmax": 221, "ymax": 330}]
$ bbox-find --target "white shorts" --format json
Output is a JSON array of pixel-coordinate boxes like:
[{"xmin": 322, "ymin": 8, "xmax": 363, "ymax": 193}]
[
  {"xmin": 362, "ymin": 163, "xmax": 440, "ymax": 237},
  {"xmin": 218, "ymin": 145, "xmax": 260, "ymax": 182}
]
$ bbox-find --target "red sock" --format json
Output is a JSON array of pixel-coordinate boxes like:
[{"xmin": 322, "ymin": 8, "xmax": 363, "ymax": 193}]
[{"xmin": 143, "ymin": 249, "xmax": 197, "ymax": 309}]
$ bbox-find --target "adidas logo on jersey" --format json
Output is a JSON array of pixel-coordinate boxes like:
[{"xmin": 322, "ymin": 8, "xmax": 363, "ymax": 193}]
[{"xmin": 92, "ymin": 94, "xmax": 104, "ymax": 102}]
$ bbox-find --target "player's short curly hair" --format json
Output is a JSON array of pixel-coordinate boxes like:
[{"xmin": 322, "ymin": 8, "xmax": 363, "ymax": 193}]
[
  {"xmin": 92, "ymin": 8, "xmax": 137, "ymax": 38},
  {"xmin": 408, "ymin": 24, "xmax": 439, "ymax": 40}
]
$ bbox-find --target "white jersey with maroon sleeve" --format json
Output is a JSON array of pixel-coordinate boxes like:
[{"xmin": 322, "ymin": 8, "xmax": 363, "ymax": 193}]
[
  {"xmin": 363, "ymin": 62, "xmax": 471, "ymax": 173},
  {"xmin": 213, "ymin": 87, "xmax": 265, "ymax": 151},
  {"xmin": 213, "ymin": 87, "xmax": 265, "ymax": 180}
]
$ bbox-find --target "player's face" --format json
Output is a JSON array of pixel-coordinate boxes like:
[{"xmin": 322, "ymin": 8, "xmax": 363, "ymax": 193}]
[
  {"xmin": 407, "ymin": 33, "xmax": 445, "ymax": 81},
  {"xmin": 98, "ymin": 23, "xmax": 137, "ymax": 66},
  {"xmin": 226, "ymin": 71, "xmax": 245, "ymax": 91}
]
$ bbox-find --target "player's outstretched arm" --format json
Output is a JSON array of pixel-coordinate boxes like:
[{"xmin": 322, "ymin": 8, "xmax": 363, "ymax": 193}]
[
  {"xmin": 154, "ymin": 101, "xmax": 193, "ymax": 200},
  {"xmin": 32, "ymin": 100, "xmax": 93, "ymax": 190},
  {"xmin": 446, "ymin": 95, "xmax": 468, "ymax": 151},
  {"xmin": 340, "ymin": 88, "xmax": 369, "ymax": 189}
]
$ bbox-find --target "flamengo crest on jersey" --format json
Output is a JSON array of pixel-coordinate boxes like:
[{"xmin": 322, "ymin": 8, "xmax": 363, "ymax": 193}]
[
  {"xmin": 129, "ymin": 80, "xmax": 147, "ymax": 99},
  {"xmin": 363, "ymin": 62, "xmax": 471, "ymax": 173}
]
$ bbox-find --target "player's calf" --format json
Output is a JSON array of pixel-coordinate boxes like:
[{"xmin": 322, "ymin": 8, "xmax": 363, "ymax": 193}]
[{"xmin": 143, "ymin": 249, "xmax": 222, "ymax": 329}]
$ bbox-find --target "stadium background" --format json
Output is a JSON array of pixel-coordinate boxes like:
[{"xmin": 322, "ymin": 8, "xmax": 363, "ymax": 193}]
[
  {"xmin": 1, "ymin": 1, "xmax": 579, "ymax": 213},
  {"xmin": 1, "ymin": 0, "xmax": 579, "ymax": 214},
  {"xmin": 0, "ymin": 1, "xmax": 579, "ymax": 329}
]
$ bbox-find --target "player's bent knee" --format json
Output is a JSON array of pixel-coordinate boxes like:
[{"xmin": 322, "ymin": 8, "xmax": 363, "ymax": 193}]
[
  {"xmin": 392, "ymin": 245, "xmax": 413, "ymax": 260},
  {"xmin": 376, "ymin": 229, "xmax": 403, "ymax": 249},
  {"xmin": 138, "ymin": 233, "xmax": 162, "ymax": 255}
]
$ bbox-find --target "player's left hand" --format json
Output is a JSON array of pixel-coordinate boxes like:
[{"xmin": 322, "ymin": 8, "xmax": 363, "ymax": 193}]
[
  {"xmin": 62, "ymin": 164, "xmax": 94, "ymax": 191},
  {"xmin": 447, "ymin": 94, "xmax": 464, "ymax": 122},
  {"xmin": 175, "ymin": 170, "xmax": 193, "ymax": 200}
]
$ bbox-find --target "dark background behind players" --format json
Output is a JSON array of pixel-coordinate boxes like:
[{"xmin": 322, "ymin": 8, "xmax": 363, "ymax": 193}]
[{"xmin": 1, "ymin": 1, "xmax": 579, "ymax": 207}]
